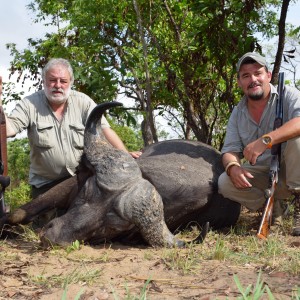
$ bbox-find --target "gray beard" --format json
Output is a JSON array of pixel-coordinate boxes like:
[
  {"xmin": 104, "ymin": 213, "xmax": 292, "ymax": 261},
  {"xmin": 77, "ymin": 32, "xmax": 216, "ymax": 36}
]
[{"xmin": 44, "ymin": 88, "xmax": 71, "ymax": 105}]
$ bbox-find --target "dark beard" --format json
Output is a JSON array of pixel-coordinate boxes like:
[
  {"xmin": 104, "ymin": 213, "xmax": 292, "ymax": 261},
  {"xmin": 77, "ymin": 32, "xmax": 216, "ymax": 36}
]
[{"xmin": 248, "ymin": 92, "xmax": 264, "ymax": 101}]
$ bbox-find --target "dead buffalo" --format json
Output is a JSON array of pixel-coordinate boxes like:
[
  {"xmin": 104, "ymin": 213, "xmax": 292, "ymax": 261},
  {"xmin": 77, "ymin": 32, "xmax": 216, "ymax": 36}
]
[{"xmin": 2, "ymin": 102, "xmax": 240, "ymax": 247}]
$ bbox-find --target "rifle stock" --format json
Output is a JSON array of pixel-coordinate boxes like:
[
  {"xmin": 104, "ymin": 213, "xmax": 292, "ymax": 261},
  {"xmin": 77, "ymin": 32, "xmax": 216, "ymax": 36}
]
[
  {"xmin": 257, "ymin": 72, "xmax": 285, "ymax": 239},
  {"xmin": 257, "ymin": 158, "xmax": 277, "ymax": 239},
  {"xmin": 257, "ymin": 196, "xmax": 274, "ymax": 239}
]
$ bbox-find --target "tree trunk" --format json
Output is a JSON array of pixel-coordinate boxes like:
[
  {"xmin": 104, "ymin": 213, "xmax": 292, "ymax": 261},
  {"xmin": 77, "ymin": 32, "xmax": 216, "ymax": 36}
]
[
  {"xmin": 133, "ymin": 0, "xmax": 158, "ymax": 146},
  {"xmin": 271, "ymin": 0, "xmax": 290, "ymax": 84}
]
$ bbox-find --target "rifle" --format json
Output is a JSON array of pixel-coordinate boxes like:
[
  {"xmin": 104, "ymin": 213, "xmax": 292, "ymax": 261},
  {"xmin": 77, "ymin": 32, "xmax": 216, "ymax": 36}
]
[
  {"xmin": 0, "ymin": 76, "xmax": 10, "ymax": 217},
  {"xmin": 257, "ymin": 72, "xmax": 284, "ymax": 240}
]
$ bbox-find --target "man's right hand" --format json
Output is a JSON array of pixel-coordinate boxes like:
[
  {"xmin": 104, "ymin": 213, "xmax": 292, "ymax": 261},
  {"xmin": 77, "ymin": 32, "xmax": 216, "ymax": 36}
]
[{"xmin": 243, "ymin": 138, "xmax": 268, "ymax": 165}]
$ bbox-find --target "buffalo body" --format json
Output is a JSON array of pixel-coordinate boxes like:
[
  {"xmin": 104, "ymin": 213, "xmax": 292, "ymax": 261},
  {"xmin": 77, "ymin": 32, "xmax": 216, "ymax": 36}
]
[{"xmin": 2, "ymin": 103, "xmax": 240, "ymax": 247}]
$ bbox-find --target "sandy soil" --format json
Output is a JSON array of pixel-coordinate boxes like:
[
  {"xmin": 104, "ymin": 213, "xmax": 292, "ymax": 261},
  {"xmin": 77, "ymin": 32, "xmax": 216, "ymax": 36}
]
[{"xmin": 0, "ymin": 214, "xmax": 299, "ymax": 300}]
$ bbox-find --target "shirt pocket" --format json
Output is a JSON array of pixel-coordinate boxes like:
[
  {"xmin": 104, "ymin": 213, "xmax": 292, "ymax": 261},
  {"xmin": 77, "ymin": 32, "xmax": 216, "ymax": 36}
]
[
  {"xmin": 69, "ymin": 123, "xmax": 85, "ymax": 149},
  {"xmin": 33, "ymin": 122, "xmax": 55, "ymax": 148}
]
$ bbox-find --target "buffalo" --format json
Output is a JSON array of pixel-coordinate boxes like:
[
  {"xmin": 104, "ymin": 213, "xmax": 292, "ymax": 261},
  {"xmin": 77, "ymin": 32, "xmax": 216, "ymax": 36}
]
[{"xmin": 2, "ymin": 102, "xmax": 240, "ymax": 247}]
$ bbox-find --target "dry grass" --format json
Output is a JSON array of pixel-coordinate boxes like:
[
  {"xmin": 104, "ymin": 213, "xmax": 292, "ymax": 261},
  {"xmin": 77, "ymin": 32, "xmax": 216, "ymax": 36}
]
[{"xmin": 0, "ymin": 208, "xmax": 299, "ymax": 299}]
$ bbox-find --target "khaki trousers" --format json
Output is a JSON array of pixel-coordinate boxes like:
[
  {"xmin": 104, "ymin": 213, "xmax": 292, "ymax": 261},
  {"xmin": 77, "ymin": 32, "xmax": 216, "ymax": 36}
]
[{"xmin": 218, "ymin": 137, "xmax": 300, "ymax": 211}]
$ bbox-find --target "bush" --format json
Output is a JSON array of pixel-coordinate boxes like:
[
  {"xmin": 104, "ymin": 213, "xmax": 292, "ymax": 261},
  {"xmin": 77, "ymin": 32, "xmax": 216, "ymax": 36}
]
[
  {"xmin": 110, "ymin": 123, "xmax": 144, "ymax": 151},
  {"xmin": 6, "ymin": 180, "xmax": 31, "ymax": 211},
  {"xmin": 7, "ymin": 138, "xmax": 30, "ymax": 187}
]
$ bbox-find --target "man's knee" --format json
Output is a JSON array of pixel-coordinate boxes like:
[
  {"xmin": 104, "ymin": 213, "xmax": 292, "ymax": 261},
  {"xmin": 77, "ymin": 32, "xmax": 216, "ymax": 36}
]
[
  {"xmin": 284, "ymin": 137, "xmax": 300, "ymax": 190},
  {"xmin": 284, "ymin": 136, "xmax": 300, "ymax": 163},
  {"xmin": 218, "ymin": 172, "xmax": 231, "ymax": 197}
]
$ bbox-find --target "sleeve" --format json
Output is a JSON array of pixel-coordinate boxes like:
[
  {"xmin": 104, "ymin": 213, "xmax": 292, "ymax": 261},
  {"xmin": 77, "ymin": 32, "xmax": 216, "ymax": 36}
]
[
  {"xmin": 285, "ymin": 86, "xmax": 300, "ymax": 120},
  {"xmin": 85, "ymin": 98, "xmax": 110, "ymax": 128},
  {"xmin": 221, "ymin": 107, "xmax": 244, "ymax": 156},
  {"xmin": 100, "ymin": 115, "xmax": 110, "ymax": 128},
  {"xmin": 7, "ymin": 98, "xmax": 31, "ymax": 134}
]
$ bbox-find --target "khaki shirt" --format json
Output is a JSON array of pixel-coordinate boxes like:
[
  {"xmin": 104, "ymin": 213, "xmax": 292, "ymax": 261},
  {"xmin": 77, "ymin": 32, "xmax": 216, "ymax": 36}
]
[
  {"xmin": 8, "ymin": 90, "xmax": 109, "ymax": 188},
  {"xmin": 221, "ymin": 84, "xmax": 300, "ymax": 165}
]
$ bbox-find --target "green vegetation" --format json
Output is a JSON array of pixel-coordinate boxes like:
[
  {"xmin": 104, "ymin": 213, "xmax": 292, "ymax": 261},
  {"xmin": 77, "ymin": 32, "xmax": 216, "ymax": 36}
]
[
  {"xmin": 1, "ymin": 213, "xmax": 299, "ymax": 299},
  {"xmin": 110, "ymin": 120, "xmax": 144, "ymax": 152},
  {"xmin": 233, "ymin": 271, "xmax": 274, "ymax": 300},
  {"xmin": 65, "ymin": 240, "xmax": 82, "ymax": 254},
  {"xmin": 31, "ymin": 266, "xmax": 101, "ymax": 288},
  {"xmin": 6, "ymin": 138, "xmax": 31, "ymax": 210},
  {"xmin": 160, "ymin": 226, "xmax": 300, "ymax": 278},
  {"xmin": 5, "ymin": 181, "xmax": 31, "ymax": 211},
  {"xmin": 4, "ymin": 0, "xmax": 299, "ymax": 148},
  {"xmin": 1, "ymin": 1, "xmax": 300, "ymax": 298},
  {"xmin": 161, "ymin": 240, "xmax": 201, "ymax": 274},
  {"xmin": 112, "ymin": 277, "xmax": 152, "ymax": 300}
]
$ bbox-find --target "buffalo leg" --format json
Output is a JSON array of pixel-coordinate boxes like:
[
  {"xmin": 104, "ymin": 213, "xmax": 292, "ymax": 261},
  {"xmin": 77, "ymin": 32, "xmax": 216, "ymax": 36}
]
[{"xmin": 7, "ymin": 176, "xmax": 78, "ymax": 225}]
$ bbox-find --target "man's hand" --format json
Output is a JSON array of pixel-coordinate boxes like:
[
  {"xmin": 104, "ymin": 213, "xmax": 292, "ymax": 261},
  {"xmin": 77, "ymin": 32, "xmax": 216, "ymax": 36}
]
[
  {"xmin": 243, "ymin": 138, "xmax": 267, "ymax": 165},
  {"xmin": 129, "ymin": 151, "xmax": 142, "ymax": 159},
  {"xmin": 228, "ymin": 165, "xmax": 254, "ymax": 189}
]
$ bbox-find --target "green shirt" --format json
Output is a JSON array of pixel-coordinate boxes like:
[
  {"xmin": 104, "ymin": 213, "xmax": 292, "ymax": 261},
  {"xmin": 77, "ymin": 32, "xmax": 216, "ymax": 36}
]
[{"xmin": 8, "ymin": 90, "xmax": 109, "ymax": 188}]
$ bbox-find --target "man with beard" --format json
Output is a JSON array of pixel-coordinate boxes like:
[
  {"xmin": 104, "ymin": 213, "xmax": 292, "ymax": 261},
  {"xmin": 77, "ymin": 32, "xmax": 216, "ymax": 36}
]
[
  {"xmin": 218, "ymin": 52, "xmax": 300, "ymax": 236},
  {"xmin": 6, "ymin": 58, "xmax": 141, "ymax": 199}
]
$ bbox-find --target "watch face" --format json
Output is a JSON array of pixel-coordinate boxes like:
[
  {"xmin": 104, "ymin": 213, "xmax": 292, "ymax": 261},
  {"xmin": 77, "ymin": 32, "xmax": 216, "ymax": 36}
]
[{"xmin": 263, "ymin": 136, "xmax": 271, "ymax": 144}]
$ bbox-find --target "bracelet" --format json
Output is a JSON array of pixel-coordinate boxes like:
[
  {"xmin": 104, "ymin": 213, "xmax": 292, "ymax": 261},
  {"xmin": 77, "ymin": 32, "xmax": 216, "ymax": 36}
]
[{"xmin": 225, "ymin": 161, "xmax": 241, "ymax": 176}]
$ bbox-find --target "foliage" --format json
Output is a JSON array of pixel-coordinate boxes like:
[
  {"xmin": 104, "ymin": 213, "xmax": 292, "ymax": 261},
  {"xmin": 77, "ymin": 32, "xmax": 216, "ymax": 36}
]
[
  {"xmin": 281, "ymin": 29, "xmax": 300, "ymax": 90},
  {"xmin": 5, "ymin": 0, "xmax": 286, "ymax": 148},
  {"xmin": 108, "ymin": 116, "xmax": 144, "ymax": 151},
  {"xmin": 32, "ymin": 266, "xmax": 101, "ymax": 288},
  {"xmin": 6, "ymin": 138, "xmax": 31, "ymax": 210},
  {"xmin": 161, "ymin": 241, "xmax": 200, "ymax": 275},
  {"xmin": 5, "ymin": 181, "xmax": 31, "ymax": 212},
  {"xmin": 233, "ymin": 271, "xmax": 275, "ymax": 300},
  {"xmin": 262, "ymin": 22, "xmax": 300, "ymax": 93},
  {"xmin": 14, "ymin": 224, "xmax": 40, "ymax": 243},
  {"xmin": 7, "ymin": 138, "xmax": 30, "ymax": 185},
  {"xmin": 112, "ymin": 277, "xmax": 151, "ymax": 300},
  {"xmin": 66, "ymin": 240, "xmax": 82, "ymax": 254},
  {"xmin": 1, "ymin": 81, "xmax": 24, "ymax": 106}
]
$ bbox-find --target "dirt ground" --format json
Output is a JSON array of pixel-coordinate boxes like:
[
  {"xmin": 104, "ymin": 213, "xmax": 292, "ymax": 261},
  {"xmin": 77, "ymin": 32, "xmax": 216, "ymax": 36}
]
[{"xmin": 0, "ymin": 214, "xmax": 299, "ymax": 300}]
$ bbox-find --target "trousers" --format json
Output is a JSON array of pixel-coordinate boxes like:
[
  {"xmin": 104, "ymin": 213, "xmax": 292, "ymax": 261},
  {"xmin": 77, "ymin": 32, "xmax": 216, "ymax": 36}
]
[{"xmin": 218, "ymin": 137, "xmax": 300, "ymax": 211}]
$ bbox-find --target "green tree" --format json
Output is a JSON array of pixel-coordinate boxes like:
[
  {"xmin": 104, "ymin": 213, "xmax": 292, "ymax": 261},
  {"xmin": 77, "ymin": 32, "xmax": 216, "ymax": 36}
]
[
  {"xmin": 6, "ymin": 0, "xmax": 286, "ymax": 149},
  {"xmin": 111, "ymin": 123, "xmax": 143, "ymax": 152},
  {"xmin": 271, "ymin": 0, "xmax": 291, "ymax": 85},
  {"xmin": 281, "ymin": 28, "xmax": 300, "ymax": 90},
  {"xmin": 107, "ymin": 113, "xmax": 144, "ymax": 151}
]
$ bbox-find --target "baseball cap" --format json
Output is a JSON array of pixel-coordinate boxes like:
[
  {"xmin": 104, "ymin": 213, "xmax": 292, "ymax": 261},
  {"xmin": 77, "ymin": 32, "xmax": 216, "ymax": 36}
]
[{"xmin": 236, "ymin": 52, "xmax": 267, "ymax": 72}]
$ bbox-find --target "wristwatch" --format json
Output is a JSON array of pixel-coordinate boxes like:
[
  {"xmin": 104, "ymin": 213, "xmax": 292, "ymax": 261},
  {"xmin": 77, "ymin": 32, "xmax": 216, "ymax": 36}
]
[{"xmin": 262, "ymin": 135, "xmax": 272, "ymax": 149}]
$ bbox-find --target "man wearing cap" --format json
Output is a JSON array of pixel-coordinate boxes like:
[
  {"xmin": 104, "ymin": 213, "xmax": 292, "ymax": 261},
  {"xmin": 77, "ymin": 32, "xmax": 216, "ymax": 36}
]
[{"xmin": 218, "ymin": 52, "xmax": 300, "ymax": 236}]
